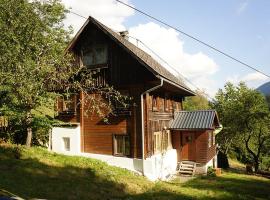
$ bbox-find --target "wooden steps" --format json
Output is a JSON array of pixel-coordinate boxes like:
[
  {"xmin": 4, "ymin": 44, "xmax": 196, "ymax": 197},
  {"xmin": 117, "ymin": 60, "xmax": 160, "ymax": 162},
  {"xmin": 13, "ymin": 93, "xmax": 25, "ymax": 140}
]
[{"xmin": 177, "ymin": 161, "xmax": 196, "ymax": 176}]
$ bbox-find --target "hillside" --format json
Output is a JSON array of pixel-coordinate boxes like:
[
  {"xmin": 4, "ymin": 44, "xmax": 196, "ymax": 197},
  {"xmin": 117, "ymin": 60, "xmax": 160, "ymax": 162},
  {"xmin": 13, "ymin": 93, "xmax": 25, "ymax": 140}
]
[
  {"xmin": 257, "ymin": 81, "xmax": 270, "ymax": 96},
  {"xmin": 0, "ymin": 144, "xmax": 270, "ymax": 200}
]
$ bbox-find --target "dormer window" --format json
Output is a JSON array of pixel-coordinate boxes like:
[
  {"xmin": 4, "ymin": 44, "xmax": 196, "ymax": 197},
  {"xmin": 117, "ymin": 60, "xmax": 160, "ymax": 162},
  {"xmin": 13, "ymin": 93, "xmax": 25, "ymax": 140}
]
[{"xmin": 82, "ymin": 44, "xmax": 108, "ymax": 68}]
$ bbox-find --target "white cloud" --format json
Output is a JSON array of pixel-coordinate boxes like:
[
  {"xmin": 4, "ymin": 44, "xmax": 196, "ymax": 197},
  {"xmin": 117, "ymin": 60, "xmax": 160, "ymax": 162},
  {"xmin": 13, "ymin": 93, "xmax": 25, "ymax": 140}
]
[
  {"xmin": 191, "ymin": 76, "xmax": 217, "ymax": 98},
  {"xmin": 226, "ymin": 72, "xmax": 268, "ymax": 88},
  {"xmin": 237, "ymin": 1, "xmax": 248, "ymax": 15},
  {"xmin": 128, "ymin": 22, "xmax": 218, "ymax": 78},
  {"xmin": 128, "ymin": 22, "xmax": 219, "ymax": 96},
  {"xmin": 242, "ymin": 72, "xmax": 268, "ymax": 82},
  {"xmin": 62, "ymin": 0, "xmax": 134, "ymax": 33}
]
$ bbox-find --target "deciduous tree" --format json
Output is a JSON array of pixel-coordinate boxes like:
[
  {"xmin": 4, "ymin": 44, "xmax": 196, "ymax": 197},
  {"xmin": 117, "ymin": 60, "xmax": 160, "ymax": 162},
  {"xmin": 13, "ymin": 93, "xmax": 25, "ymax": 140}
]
[
  {"xmin": 212, "ymin": 82, "xmax": 270, "ymax": 171},
  {"xmin": 0, "ymin": 0, "xmax": 128, "ymax": 146}
]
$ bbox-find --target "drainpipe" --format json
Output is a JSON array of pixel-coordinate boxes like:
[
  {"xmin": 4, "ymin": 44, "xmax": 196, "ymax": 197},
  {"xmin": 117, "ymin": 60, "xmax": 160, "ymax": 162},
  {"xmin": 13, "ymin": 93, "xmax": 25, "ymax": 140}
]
[{"xmin": 141, "ymin": 77, "xmax": 164, "ymax": 175}]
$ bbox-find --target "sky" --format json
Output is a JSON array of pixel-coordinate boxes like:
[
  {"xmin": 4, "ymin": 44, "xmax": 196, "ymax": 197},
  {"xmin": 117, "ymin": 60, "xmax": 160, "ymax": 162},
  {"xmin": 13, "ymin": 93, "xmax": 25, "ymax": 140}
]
[{"xmin": 61, "ymin": 0, "xmax": 270, "ymax": 97}]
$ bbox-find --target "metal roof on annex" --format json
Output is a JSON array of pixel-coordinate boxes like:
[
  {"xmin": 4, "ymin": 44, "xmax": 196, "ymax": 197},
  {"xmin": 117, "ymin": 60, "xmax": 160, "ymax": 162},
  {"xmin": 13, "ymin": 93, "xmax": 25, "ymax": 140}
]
[{"xmin": 169, "ymin": 110, "xmax": 220, "ymax": 130}]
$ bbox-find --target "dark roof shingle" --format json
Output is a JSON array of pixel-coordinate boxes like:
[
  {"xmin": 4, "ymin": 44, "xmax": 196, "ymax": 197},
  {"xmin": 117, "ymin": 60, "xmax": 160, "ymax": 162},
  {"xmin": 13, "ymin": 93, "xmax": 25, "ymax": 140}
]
[{"xmin": 169, "ymin": 110, "xmax": 220, "ymax": 130}]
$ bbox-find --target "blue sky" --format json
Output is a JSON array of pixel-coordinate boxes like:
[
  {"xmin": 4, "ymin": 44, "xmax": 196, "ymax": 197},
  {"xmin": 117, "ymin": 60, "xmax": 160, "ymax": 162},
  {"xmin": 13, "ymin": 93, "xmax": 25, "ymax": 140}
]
[{"xmin": 63, "ymin": 0, "xmax": 270, "ymax": 97}]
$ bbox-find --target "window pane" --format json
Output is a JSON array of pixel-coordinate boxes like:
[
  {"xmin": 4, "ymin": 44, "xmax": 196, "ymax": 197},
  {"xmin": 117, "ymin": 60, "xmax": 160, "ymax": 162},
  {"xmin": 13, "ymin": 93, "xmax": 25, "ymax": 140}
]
[
  {"xmin": 124, "ymin": 136, "xmax": 130, "ymax": 155},
  {"xmin": 82, "ymin": 50, "xmax": 94, "ymax": 66},
  {"xmin": 95, "ymin": 46, "xmax": 107, "ymax": 64},
  {"xmin": 114, "ymin": 135, "xmax": 130, "ymax": 156}
]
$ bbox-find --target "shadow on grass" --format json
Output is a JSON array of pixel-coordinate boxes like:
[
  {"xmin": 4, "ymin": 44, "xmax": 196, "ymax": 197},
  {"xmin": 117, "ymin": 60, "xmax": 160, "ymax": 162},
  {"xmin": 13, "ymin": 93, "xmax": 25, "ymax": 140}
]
[
  {"xmin": 183, "ymin": 174, "xmax": 270, "ymax": 200},
  {"xmin": 0, "ymin": 145, "xmax": 193, "ymax": 200},
  {"xmin": 1, "ymin": 145, "xmax": 269, "ymax": 200},
  {"xmin": 0, "ymin": 158, "xmax": 123, "ymax": 199}
]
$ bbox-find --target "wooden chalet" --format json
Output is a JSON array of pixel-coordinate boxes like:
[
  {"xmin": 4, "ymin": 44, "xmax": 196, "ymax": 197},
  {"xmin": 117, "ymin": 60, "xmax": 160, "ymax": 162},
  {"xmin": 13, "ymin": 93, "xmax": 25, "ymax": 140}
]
[{"xmin": 50, "ymin": 16, "xmax": 221, "ymax": 180}]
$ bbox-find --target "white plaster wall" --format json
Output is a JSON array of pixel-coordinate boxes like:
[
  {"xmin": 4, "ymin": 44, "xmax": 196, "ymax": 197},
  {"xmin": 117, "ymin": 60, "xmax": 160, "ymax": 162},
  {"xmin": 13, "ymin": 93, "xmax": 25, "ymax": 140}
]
[
  {"xmin": 51, "ymin": 126, "xmax": 81, "ymax": 155},
  {"xmin": 144, "ymin": 149, "xmax": 178, "ymax": 181},
  {"xmin": 81, "ymin": 153, "xmax": 143, "ymax": 173},
  {"xmin": 82, "ymin": 149, "xmax": 177, "ymax": 181}
]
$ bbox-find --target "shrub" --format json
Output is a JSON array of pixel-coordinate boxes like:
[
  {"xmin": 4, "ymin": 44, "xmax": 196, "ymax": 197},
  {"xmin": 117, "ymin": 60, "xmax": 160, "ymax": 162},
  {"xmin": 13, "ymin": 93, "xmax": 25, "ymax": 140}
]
[{"xmin": 207, "ymin": 166, "xmax": 216, "ymax": 177}]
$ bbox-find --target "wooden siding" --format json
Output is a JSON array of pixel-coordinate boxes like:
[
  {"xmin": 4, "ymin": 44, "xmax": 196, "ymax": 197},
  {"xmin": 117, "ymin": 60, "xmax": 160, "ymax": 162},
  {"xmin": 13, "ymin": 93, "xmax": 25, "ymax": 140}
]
[
  {"xmin": 171, "ymin": 130, "xmax": 216, "ymax": 164},
  {"xmin": 145, "ymin": 92, "xmax": 183, "ymax": 157},
  {"xmin": 195, "ymin": 131, "xmax": 209, "ymax": 163},
  {"xmin": 82, "ymin": 94, "xmax": 130, "ymax": 155}
]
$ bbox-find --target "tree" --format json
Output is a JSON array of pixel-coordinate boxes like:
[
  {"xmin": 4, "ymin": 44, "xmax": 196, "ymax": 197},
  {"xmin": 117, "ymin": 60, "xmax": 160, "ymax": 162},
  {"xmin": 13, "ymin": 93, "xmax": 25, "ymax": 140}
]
[
  {"xmin": 266, "ymin": 96, "xmax": 270, "ymax": 109},
  {"xmin": 0, "ymin": 0, "xmax": 128, "ymax": 146},
  {"xmin": 212, "ymin": 82, "xmax": 270, "ymax": 171},
  {"xmin": 183, "ymin": 90, "xmax": 210, "ymax": 111}
]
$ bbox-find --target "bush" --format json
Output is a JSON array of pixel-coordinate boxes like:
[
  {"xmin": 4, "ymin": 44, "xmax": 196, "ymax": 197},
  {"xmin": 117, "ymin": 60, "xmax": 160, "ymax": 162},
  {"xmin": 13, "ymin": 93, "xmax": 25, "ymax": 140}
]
[
  {"xmin": 207, "ymin": 167, "xmax": 216, "ymax": 177},
  {"xmin": 261, "ymin": 156, "xmax": 270, "ymax": 171}
]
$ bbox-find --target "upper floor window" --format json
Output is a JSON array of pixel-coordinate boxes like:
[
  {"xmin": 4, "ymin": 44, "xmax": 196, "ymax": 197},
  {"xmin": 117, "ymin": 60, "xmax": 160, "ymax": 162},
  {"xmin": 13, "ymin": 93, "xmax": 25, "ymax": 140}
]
[{"xmin": 82, "ymin": 44, "xmax": 108, "ymax": 68}]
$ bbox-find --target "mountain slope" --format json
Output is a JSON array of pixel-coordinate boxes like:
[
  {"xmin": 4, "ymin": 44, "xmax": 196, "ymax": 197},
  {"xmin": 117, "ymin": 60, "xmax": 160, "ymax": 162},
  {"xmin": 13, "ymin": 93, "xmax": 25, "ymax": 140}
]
[{"xmin": 257, "ymin": 81, "xmax": 270, "ymax": 96}]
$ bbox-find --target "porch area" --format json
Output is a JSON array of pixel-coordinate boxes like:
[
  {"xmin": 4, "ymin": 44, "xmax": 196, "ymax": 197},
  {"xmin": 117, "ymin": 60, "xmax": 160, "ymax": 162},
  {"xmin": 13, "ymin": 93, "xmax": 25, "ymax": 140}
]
[{"xmin": 169, "ymin": 110, "xmax": 221, "ymax": 175}]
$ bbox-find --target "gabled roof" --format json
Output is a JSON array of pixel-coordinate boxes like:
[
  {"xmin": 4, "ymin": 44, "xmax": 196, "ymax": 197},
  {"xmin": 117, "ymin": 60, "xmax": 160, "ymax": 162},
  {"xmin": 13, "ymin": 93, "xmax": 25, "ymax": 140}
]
[
  {"xmin": 169, "ymin": 110, "xmax": 220, "ymax": 130},
  {"xmin": 67, "ymin": 16, "xmax": 195, "ymax": 96}
]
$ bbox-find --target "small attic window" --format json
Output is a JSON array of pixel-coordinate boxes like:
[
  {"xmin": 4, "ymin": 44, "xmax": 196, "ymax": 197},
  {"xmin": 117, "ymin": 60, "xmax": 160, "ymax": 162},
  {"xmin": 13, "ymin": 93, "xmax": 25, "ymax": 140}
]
[{"xmin": 82, "ymin": 44, "xmax": 108, "ymax": 67}]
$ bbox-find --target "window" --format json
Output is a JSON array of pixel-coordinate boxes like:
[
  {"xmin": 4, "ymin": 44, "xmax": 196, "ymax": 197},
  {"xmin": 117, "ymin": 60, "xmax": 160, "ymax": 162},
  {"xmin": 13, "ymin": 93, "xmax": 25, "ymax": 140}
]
[
  {"xmin": 82, "ymin": 44, "xmax": 107, "ymax": 67},
  {"xmin": 114, "ymin": 135, "xmax": 130, "ymax": 156},
  {"xmin": 154, "ymin": 131, "xmax": 162, "ymax": 153},
  {"xmin": 154, "ymin": 130, "xmax": 172, "ymax": 154},
  {"xmin": 63, "ymin": 137, "xmax": 70, "ymax": 151}
]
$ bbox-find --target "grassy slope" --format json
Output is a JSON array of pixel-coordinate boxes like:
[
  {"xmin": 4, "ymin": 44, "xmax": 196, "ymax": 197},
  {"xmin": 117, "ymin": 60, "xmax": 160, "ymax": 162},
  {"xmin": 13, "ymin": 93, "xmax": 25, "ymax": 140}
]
[{"xmin": 0, "ymin": 144, "xmax": 270, "ymax": 200}]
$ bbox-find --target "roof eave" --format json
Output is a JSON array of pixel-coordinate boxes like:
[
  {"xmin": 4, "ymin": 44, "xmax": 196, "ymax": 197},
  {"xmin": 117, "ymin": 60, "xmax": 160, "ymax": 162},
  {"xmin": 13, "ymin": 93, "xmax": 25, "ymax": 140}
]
[
  {"xmin": 65, "ymin": 18, "xmax": 90, "ymax": 53},
  {"xmin": 169, "ymin": 128, "xmax": 214, "ymax": 131},
  {"xmin": 158, "ymin": 75, "xmax": 196, "ymax": 96}
]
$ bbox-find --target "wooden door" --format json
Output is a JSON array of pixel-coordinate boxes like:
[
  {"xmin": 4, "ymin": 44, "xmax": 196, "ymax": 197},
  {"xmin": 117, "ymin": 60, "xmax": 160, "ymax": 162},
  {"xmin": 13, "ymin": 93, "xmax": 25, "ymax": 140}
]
[{"xmin": 181, "ymin": 132, "xmax": 196, "ymax": 161}]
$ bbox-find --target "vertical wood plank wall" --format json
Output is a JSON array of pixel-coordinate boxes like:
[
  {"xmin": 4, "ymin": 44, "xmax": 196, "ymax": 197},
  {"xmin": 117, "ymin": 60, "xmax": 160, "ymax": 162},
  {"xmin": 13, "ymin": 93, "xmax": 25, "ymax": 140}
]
[
  {"xmin": 172, "ymin": 130, "xmax": 216, "ymax": 164},
  {"xmin": 145, "ymin": 92, "xmax": 183, "ymax": 158}
]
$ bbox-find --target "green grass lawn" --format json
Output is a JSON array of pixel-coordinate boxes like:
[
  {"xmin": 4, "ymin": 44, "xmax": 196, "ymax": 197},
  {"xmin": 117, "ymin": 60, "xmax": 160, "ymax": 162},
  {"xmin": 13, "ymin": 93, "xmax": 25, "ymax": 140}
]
[{"xmin": 0, "ymin": 144, "xmax": 269, "ymax": 200}]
